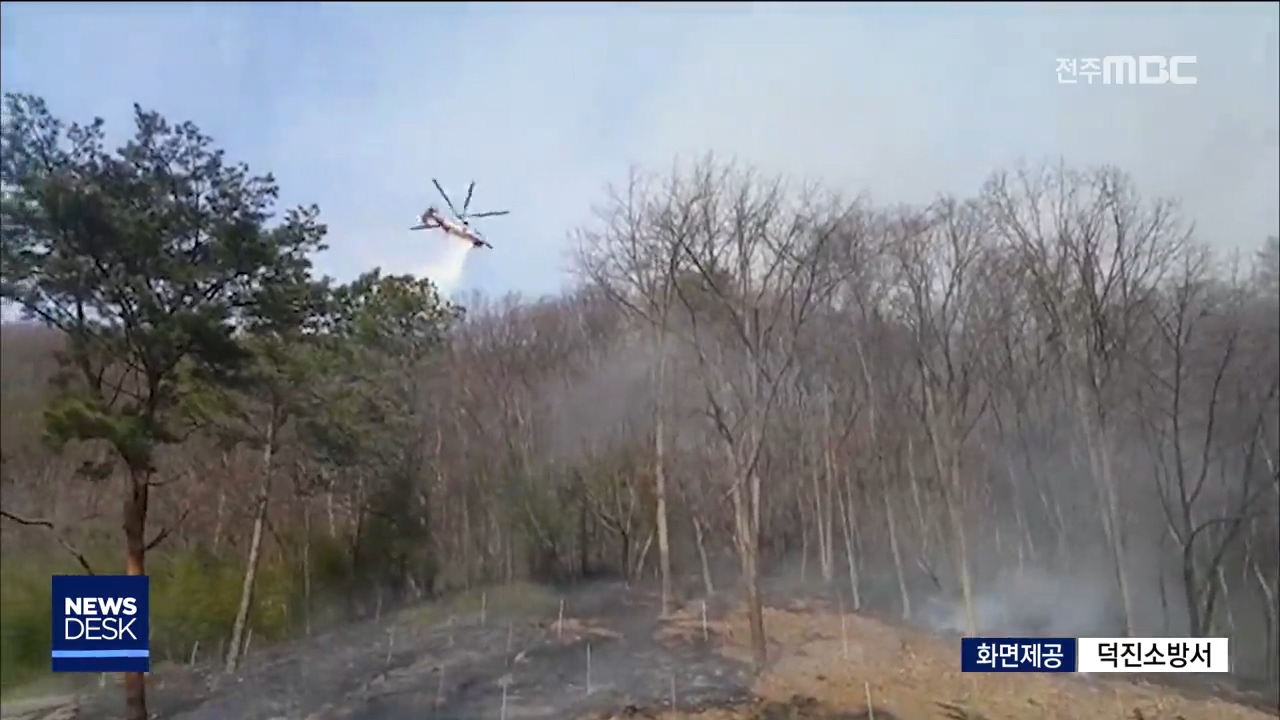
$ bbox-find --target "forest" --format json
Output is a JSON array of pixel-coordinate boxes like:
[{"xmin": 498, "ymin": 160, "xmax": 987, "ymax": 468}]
[{"xmin": 1, "ymin": 93, "xmax": 1277, "ymax": 720}]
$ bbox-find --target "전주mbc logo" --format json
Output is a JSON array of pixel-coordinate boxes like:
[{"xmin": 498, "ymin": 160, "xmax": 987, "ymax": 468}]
[
  {"xmin": 1056, "ymin": 56, "xmax": 1197, "ymax": 85},
  {"xmin": 51, "ymin": 575, "xmax": 150, "ymax": 673}
]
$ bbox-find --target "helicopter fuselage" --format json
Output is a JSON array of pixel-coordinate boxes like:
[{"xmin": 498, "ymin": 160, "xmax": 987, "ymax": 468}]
[{"xmin": 418, "ymin": 208, "xmax": 491, "ymax": 248}]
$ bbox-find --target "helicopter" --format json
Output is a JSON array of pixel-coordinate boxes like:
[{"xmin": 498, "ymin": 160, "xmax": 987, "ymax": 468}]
[{"xmin": 411, "ymin": 178, "xmax": 510, "ymax": 249}]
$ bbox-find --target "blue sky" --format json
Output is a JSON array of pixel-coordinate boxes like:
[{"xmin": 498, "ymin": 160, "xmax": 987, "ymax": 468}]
[{"xmin": 2, "ymin": 2, "xmax": 1277, "ymax": 300}]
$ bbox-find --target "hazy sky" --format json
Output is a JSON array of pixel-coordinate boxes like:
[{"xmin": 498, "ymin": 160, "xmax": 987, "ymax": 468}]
[{"xmin": 2, "ymin": 2, "xmax": 1277, "ymax": 299}]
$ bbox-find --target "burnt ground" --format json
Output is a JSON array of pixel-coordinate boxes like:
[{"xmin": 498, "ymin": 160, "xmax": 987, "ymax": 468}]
[
  {"xmin": 43, "ymin": 581, "xmax": 752, "ymax": 720},
  {"xmin": 3, "ymin": 580, "xmax": 1276, "ymax": 720}
]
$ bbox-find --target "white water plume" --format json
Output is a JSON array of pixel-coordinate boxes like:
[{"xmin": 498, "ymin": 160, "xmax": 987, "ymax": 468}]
[{"xmin": 415, "ymin": 237, "xmax": 473, "ymax": 294}]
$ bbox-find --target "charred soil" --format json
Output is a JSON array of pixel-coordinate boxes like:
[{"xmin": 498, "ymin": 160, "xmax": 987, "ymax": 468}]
[{"xmin": 4, "ymin": 582, "xmax": 1276, "ymax": 720}]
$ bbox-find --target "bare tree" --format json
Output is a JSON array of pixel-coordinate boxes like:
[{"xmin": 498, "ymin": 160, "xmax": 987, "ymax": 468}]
[
  {"xmin": 1137, "ymin": 251, "xmax": 1280, "ymax": 636},
  {"xmin": 889, "ymin": 198, "xmax": 1003, "ymax": 633},
  {"xmin": 574, "ymin": 168, "xmax": 679, "ymax": 614},
  {"xmin": 986, "ymin": 163, "xmax": 1189, "ymax": 635},
  {"xmin": 634, "ymin": 158, "xmax": 853, "ymax": 671}
]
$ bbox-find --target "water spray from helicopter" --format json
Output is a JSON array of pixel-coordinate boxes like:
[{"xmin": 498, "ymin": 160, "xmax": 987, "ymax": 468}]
[
  {"xmin": 417, "ymin": 238, "xmax": 473, "ymax": 295},
  {"xmin": 409, "ymin": 177, "xmax": 509, "ymax": 294}
]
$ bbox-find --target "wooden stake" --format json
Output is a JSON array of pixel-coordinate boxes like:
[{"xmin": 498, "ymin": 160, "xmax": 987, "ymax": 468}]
[
  {"xmin": 500, "ymin": 680, "xmax": 509, "ymax": 720},
  {"xmin": 865, "ymin": 682, "xmax": 875, "ymax": 720},
  {"xmin": 436, "ymin": 665, "xmax": 446, "ymax": 708},
  {"xmin": 481, "ymin": 591, "xmax": 487, "ymax": 626},
  {"xmin": 838, "ymin": 594, "xmax": 848, "ymax": 660},
  {"xmin": 558, "ymin": 598, "xmax": 565, "ymax": 639},
  {"xmin": 386, "ymin": 627, "xmax": 395, "ymax": 666},
  {"xmin": 841, "ymin": 612, "xmax": 849, "ymax": 660},
  {"xmin": 189, "ymin": 640, "xmax": 200, "ymax": 665},
  {"xmin": 586, "ymin": 643, "xmax": 593, "ymax": 695},
  {"xmin": 701, "ymin": 600, "xmax": 709, "ymax": 641}
]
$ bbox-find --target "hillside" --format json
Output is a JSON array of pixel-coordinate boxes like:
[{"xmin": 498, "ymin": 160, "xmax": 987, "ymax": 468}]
[
  {"xmin": 648, "ymin": 602, "xmax": 1278, "ymax": 720},
  {"xmin": 2, "ymin": 582, "xmax": 1275, "ymax": 720}
]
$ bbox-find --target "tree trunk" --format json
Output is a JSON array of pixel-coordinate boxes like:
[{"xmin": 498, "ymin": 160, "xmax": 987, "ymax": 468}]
[
  {"xmin": 226, "ymin": 413, "xmax": 277, "ymax": 674},
  {"xmin": 619, "ymin": 528, "xmax": 631, "ymax": 580},
  {"xmin": 883, "ymin": 486, "xmax": 911, "ymax": 619},
  {"xmin": 303, "ymin": 503, "xmax": 312, "ymax": 637},
  {"xmin": 122, "ymin": 470, "xmax": 150, "ymax": 720},
  {"xmin": 836, "ymin": 480, "xmax": 862, "ymax": 610},
  {"xmin": 733, "ymin": 473, "xmax": 767, "ymax": 671},
  {"xmin": 1075, "ymin": 383, "xmax": 1137, "ymax": 636},
  {"xmin": 1249, "ymin": 554, "xmax": 1278, "ymax": 685},
  {"xmin": 855, "ymin": 340, "xmax": 909, "ymax": 618},
  {"xmin": 578, "ymin": 482, "xmax": 590, "ymax": 578},
  {"xmin": 326, "ymin": 481, "xmax": 337, "ymax": 538},
  {"xmin": 813, "ymin": 456, "xmax": 833, "ymax": 585},
  {"xmin": 462, "ymin": 491, "xmax": 473, "ymax": 588},
  {"xmin": 693, "ymin": 514, "xmax": 715, "ymax": 596},
  {"xmin": 744, "ymin": 538, "xmax": 767, "ymax": 671},
  {"xmin": 654, "ymin": 326, "xmax": 673, "ymax": 616},
  {"xmin": 905, "ymin": 436, "xmax": 931, "ymax": 557},
  {"xmin": 819, "ymin": 396, "xmax": 838, "ymax": 585},
  {"xmin": 632, "ymin": 530, "xmax": 654, "ymax": 581},
  {"xmin": 798, "ymin": 491, "xmax": 809, "ymax": 584},
  {"xmin": 923, "ymin": 384, "xmax": 977, "ymax": 634},
  {"xmin": 212, "ymin": 455, "xmax": 228, "ymax": 553},
  {"xmin": 1003, "ymin": 457, "xmax": 1035, "ymax": 571}
]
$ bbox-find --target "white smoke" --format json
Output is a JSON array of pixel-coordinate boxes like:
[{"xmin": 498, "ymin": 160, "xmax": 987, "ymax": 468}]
[
  {"xmin": 920, "ymin": 566, "xmax": 1121, "ymax": 639},
  {"xmin": 415, "ymin": 237, "xmax": 473, "ymax": 294},
  {"xmin": 0, "ymin": 300, "xmax": 22, "ymax": 323}
]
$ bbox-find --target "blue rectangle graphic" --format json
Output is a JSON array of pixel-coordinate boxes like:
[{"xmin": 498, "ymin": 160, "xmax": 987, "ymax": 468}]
[
  {"xmin": 961, "ymin": 637, "xmax": 1077, "ymax": 672},
  {"xmin": 52, "ymin": 650, "xmax": 151, "ymax": 658},
  {"xmin": 51, "ymin": 656, "xmax": 151, "ymax": 673},
  {"xmin": 51, "ymin": 575, "xmax": 150, "ymax": 674}
]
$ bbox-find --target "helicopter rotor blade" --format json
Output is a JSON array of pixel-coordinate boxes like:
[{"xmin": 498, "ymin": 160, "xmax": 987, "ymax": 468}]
[
  {"xmin": 432, "ymin": 178, "xmax": 461, "ymax": 218},
  {"xmin": 467, "ymin": 210, "xmax": 510, "ymax": 219},
  {"xmin": 462, "ymin": 181, "xmax": 476, "ymax": 216}
]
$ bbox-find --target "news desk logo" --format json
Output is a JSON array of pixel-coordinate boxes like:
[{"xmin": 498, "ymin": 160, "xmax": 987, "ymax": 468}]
[
  {"xmin": 1056, "ymin": 56, "xmax": 1198, "ymax": 85},
  {"xmin": 51, "ymin": 575, "xmax": 150, "ymax": 673}
]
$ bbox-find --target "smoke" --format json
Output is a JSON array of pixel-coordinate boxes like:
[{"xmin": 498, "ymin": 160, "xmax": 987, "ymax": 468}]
[
  {"xmin": 919, "ymin": 565, "xmax": 1124, "ymax": 640},
  {"xmin": 541, "ymin": 332, "xmax": 660, "ymax": 460},
  {"xmin": 415, "ymin": 237, "xmax": 473, "ymax": 293},
  {"xmin": 0, "ymin": 300, "xmax": 22, "ymax": 323}
]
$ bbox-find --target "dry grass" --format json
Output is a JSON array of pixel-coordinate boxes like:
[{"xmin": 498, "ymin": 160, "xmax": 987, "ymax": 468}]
[
  {"xmin": 632, "ymin": 605, "xmax": 1277, "ymax": 720},
  {"xmin": 399, "ymin": 581, "xmax": 559, "ymax": 627},
  {"xmin": 656, "ymin": 602, "xmax": 729, "ymax": 646},
  {"xmin": 549, "ymin": 617, "xmax": 625, "ymax": 644}
]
